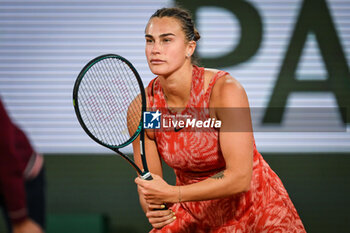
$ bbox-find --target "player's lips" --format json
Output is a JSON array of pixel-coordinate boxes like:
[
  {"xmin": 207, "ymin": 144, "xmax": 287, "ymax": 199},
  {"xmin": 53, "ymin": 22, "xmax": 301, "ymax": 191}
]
[{"xmin": 150, "ymin": 59, "xmax": 165, "ymax": 64}]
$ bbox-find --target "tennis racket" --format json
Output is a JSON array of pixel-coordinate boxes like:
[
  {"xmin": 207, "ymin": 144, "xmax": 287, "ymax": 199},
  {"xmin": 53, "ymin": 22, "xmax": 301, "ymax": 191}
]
[{"xmin": 73, "ymin": 54, "xmax": 152, "ymax": 180}]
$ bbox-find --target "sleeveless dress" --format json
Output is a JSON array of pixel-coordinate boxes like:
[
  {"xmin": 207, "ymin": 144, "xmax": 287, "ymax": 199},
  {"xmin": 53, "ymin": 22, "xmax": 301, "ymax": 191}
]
[{"xmin": 146, "ymin": 66, "xmax": 306, "ymax": 233}]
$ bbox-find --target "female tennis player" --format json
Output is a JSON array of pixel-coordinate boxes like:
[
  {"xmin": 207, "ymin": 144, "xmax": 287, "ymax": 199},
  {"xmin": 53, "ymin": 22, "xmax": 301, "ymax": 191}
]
[{"xmin": 133, "ymin": 7, "xmax": 306, "ymax": 232}]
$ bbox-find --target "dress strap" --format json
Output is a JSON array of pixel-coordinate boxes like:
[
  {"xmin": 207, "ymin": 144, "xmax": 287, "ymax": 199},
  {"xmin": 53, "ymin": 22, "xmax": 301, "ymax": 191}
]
[
  {"xmin": 146, "ymin": 77, "xmax": 158, "ymax": 107},
  {"xmin": 204, "ymin": 70, "xmax": 229, "ymax": 104}
]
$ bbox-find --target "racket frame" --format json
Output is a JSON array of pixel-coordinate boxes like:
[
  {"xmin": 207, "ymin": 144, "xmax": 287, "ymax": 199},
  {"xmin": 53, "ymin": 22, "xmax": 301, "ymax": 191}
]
[{"xmin": 73, "ymin": 54, "xmax": 151, "ymax": 179}]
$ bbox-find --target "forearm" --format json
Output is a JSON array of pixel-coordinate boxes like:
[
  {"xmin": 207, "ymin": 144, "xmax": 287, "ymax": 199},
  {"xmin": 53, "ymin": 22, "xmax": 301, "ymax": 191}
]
[
  {"xmin": 138, "ymin": 188, "xmax": 148, "ymax": 213},
  {"xmin": 176, "ymin": 170, "xmax": 251, "ymax": 203}
]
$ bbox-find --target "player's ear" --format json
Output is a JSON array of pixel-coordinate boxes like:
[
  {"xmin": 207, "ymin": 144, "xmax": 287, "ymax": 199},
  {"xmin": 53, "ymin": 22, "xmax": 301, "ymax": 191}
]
[{"xmin": 186, "ymin": 41, "xmax": 196, "ymax": 58}]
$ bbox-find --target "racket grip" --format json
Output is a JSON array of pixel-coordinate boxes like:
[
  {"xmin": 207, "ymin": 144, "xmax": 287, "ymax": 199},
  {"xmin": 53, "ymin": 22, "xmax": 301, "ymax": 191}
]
[
  {"xmin": 140, "ymin": 171, "xmax": 168, "ymax": 210},
  {"xmin": 140, "ymin": 171, "xmax": 153, "ymax": 180}
]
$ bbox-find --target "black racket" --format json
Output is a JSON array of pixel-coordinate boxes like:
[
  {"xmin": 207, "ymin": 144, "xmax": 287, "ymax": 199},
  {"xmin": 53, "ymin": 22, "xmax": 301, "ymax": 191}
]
[{"xmin": 73, "ymin": 54, "xmax": 152, "ymax": 180}]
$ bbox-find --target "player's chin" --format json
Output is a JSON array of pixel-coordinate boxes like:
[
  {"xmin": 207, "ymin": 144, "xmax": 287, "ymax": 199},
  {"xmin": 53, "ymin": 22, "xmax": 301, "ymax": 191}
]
[{"xmin": 149, "ymin": 64, "xmax": 169, "ymax": 76}]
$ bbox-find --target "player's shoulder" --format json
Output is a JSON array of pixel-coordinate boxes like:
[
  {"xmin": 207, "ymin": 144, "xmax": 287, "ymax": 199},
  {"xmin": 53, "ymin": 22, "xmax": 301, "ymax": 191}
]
[
  {"xmin": 204, "ymin": 68, "xmax": 243, "ymax": 92},
  {"xmin": 145, "ymin": 76, "xmax": 158, "ymax": 90},
  {"xmin": 204, "ymin": 67, "xmax": 220, "ymax": 76},
  {"xmin": 203, "ymin": 68, "xmax": 233, "ymax": 93},
  {"xmin": 206, "ymin": 69, "xmax": 248, "ymax": 108},
  {"xmin": 145, "ymin": 76, "xmax": 159, "ymax": 98}
]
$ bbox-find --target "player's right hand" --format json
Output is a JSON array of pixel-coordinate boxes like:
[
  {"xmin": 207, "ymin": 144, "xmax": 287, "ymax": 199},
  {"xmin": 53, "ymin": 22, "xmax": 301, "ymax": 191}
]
[{"xmin": 146, "ymin": 205, "xmax": 176, "ymax": 229}]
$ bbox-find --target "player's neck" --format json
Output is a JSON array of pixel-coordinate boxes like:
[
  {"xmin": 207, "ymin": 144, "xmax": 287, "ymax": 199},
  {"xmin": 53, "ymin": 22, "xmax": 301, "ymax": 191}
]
[{"xmin": 159, "ymin": 63, "xmax": 193, "ymax": 109}]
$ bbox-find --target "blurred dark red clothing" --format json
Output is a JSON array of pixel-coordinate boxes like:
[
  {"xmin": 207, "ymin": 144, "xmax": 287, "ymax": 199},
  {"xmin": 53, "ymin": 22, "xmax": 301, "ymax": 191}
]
[{"xmin": 0, "ymin": 98, "xmax": 42, "ymax": 224}]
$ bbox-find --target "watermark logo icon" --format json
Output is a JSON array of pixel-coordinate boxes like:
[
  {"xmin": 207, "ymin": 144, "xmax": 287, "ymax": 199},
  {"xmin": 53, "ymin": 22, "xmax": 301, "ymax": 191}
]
[{"xmin": 144, "ymin": 110, "xmax": 161, "ymax": 129}]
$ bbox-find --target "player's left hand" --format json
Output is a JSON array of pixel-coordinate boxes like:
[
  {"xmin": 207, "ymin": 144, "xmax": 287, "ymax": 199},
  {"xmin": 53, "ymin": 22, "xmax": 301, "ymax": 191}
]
[{"xmin": 135, "ymin": 173, "xmax": 177, "ymax": 204}]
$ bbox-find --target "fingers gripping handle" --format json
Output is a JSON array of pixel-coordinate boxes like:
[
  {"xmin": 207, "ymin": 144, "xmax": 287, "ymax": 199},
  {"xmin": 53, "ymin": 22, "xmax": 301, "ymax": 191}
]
[{"xmin": 139, "ymin": 172, "xmax": 168, "ymax": 210}]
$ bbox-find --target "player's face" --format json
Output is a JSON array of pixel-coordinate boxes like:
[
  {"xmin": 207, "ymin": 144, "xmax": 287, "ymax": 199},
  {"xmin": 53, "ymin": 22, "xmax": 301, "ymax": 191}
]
[{"xmin": 145, "ymin": 17, "xmax": 191, "ymax": 76}]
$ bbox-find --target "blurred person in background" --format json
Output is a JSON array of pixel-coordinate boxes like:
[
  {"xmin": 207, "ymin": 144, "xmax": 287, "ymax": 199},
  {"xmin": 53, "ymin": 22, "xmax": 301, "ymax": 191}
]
[{"xmin": 0, "ymin": 97, "xmax": 45, "ymax": 233}]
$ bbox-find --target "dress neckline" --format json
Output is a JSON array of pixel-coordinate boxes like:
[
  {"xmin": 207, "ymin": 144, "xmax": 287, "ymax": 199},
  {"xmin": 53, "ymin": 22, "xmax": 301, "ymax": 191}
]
[{"xmin": 159, "ymin": 65, "xmax": 203, "ymax": 114}]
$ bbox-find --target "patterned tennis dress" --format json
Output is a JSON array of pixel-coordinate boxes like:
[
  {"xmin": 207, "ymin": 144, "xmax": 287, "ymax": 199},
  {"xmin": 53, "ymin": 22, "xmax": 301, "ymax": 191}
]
[{"xmin": 147, "ymin": 66, "xmax": 306, "ymax": 233}]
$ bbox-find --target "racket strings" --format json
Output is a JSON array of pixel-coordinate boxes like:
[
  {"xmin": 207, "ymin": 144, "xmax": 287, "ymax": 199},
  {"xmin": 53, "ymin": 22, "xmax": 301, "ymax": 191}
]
[
  {"xmin": 87, "ymin": 63, "xmax": 119, "ymax": 142},
  {"xmin": 83, "ymin": 65, "xmax": 110, "ymax": 139},
  {"xmin": 87, "ymin": 61, "xmax": 138, "ymax": 144},
  {"xmin": 78, "ymin": 57, "xmax": 143, "ymax": 147},
  {"xmin": 112, "ymin": 59, "xmax": 142, "ymax": 135},
  {"xmin": 91, "ymin": 63, "xmax": 122, "ymax": 142},
  {"xmin": 116, "ymin": 59, "xmax": 142, "ymax": 130}
]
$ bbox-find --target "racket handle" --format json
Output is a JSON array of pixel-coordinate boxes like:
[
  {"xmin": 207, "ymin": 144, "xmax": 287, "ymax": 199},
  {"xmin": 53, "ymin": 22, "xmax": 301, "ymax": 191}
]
[
  {"xmin": 140, "ymin": 171, "xmax": 153, "ymax": 180},
  {"xmin": 139, "ymin": 171, "xmax": 168, "ymax": 210}
]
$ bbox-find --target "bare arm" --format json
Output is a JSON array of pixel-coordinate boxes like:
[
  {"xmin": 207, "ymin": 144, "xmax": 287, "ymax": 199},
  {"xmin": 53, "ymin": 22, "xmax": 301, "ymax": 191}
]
[
  {"xmin": 179, "ymin": 76, "xmax": 254, "ymax": 201},
  {"xmin": 126, "ymin": 92, "xmax": 163, "ymax": 211},
  {"xmin": 132, "ymin": 130, "xmax": 163, "ymax": 212},
  {"xmin": 130, "ymin": 88, "xmax": 176, "ymax": 229},
  {"xmin": 136, "ymin": 75, "xmax": 254, "ymax": 203}
]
